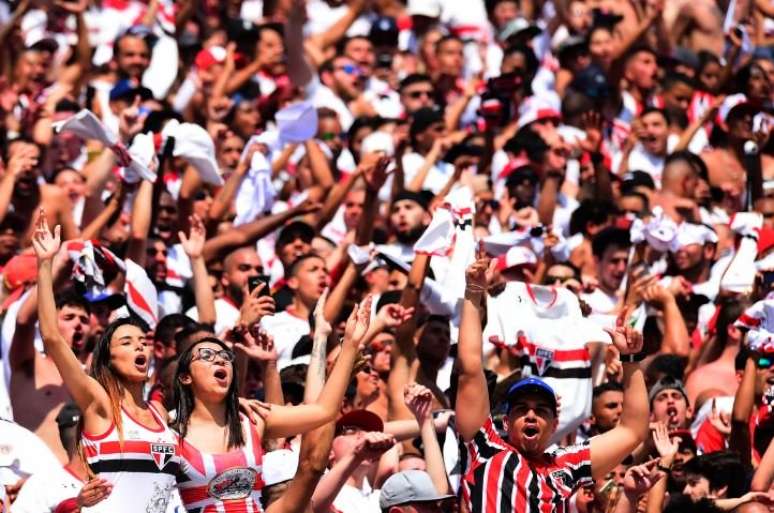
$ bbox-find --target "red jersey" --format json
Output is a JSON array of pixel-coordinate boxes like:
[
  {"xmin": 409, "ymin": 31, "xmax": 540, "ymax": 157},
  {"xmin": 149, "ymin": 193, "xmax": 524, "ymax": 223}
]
[
  {"xmin": 176, "ymin": 415, "xmax": 265, "ymax": 512},
  {"xmin": 461, "ymin": 417, "xmax": 592, "ymax": 513}
]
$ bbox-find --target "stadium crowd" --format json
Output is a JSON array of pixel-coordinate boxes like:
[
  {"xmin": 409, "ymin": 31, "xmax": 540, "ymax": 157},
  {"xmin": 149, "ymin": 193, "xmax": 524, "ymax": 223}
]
[{"xmin": 5, "ymin": 0, "xmax": 774, "ymax": 512}]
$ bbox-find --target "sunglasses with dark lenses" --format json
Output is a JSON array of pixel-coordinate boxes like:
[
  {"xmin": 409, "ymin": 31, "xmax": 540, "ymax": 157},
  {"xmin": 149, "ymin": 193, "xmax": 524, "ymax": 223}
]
[
  {"xmin": 320, "ymin": 132, "xmax": 345, "ymax": 142},
  {"xmin": 335, "ymin": 64, "xmax": 360, "ymax": 75},
  {"xmin": 407, "ymin": 89, "xmax": 434, "ymax": 99},
  {"xmin": 545, "ymin": 275, "xmax": 574, "ymax": 284},
  {"xmin": 757, "ymin": 355, "xmax": 774, "ymax": 369},
  {"xmin": 195, "ymin": 347, "xmax": 235, "ymax": 363}
]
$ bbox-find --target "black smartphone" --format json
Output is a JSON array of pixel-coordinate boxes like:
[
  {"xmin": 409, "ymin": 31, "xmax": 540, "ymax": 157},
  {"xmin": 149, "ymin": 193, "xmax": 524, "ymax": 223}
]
[{"xmin": 248, "ymin": 275, "xmax": 271, "ymax": 296}]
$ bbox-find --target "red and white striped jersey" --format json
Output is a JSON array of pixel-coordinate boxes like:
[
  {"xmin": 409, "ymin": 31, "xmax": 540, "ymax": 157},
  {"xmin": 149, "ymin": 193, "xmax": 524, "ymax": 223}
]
[
  {"xmin": 176, "ymin": 415, "xmax": 265, "ymax": 513},
  {"xmin": 461, "ymin": 417, "xmax": 592, "ymax": 513},
  {"xmin": 81, "ymin": 403, "xmax": 180, "ymax": 513}
]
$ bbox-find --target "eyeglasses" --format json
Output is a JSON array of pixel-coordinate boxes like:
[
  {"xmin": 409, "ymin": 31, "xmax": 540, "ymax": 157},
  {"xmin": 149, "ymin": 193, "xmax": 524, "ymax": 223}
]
[
  {"xmin": 194, "ymin": 347, "xmax": 235, "ymax": 363},
  {"xmin": 335, "ymin": 64, "xmax": 361, "ymax": 76},
  {"xmin": 757, "ymin": 355, "xmax": 774, "ymax": 369},
  {"xmin": 406, "ymin": 89, "xmax": 433, "ymax": 99},
  {"xmin": 359, "ymin": 364, "xmax": 376, "ymax": 375}
]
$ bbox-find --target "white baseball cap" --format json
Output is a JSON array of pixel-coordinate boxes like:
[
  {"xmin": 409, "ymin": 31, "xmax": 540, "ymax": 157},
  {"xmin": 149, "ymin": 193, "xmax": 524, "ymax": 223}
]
[
  {"xmin": 408, "ymin": 0, "xmax": 442, "ymax": 18},
  {"xmin": 669, "ymin": 223, "xmax": 718, "ymax": 252},
  {"xmin": 496, "ymin": 245, "xmax": 538, "ymax": 271}
]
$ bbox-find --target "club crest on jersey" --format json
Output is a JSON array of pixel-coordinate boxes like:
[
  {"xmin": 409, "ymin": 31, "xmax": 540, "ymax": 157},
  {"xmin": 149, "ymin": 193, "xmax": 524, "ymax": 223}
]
[
  {"xmin": 550, "ymin": 469, "xmax": 574, "ymax": 490},
  {"xmin": 534, "ymin": 348, "xmax": 554, "ymax": 376},
  {"xmin": 208, "ymin": 467, "xmax": 258, "ymax": 500},
  {"xmin": 150, "ymin": 443, "xmax": 175, "ymax": 470}
]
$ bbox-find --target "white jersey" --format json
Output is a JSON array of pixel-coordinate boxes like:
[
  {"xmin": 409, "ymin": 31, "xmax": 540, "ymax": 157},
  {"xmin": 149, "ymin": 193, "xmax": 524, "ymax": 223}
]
[
  {"xmin": 10, "ymin": 465, "xmax": 85, "ymax": 513},
  {"xmin": 483, "ymin": 282, "xmax": 609, "ymax": 441},
  {"xmin": 81, "ymin": 404, "xmax": 181, "ymax": 513}
]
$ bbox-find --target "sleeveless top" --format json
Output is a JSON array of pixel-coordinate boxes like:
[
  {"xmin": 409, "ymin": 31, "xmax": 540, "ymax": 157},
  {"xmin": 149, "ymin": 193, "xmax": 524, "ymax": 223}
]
[
  {"xmin": 81, "ymin": 403, "xmax": 180, "ymax": 513},
  {"xmin": 176, "ymin": 415, "xmax": 265, "ymax": 513}
]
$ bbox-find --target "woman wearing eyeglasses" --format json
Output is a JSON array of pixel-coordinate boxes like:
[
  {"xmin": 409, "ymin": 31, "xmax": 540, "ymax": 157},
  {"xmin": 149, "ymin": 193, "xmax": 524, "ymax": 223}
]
[
  {"xmin": 33, "ymin": 210, "xmax": 184, "ymax": 513},
  {"xmin": 172, "ymin": 299, "xmax": 373, "ymax": 512}
]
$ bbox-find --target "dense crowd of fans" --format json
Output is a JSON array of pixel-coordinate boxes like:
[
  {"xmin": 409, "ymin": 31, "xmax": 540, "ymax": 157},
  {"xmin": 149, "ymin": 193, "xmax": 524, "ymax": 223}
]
[{"xmin": 4, "ymin": 0, "xmax": 774, "ymax": 512}]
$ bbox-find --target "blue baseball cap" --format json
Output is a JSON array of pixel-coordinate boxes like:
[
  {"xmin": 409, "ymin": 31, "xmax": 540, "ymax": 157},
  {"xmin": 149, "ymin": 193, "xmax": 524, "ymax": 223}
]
[{"xmin": 506, "ymin": 377, "xmax": 557, "ymax": 413}]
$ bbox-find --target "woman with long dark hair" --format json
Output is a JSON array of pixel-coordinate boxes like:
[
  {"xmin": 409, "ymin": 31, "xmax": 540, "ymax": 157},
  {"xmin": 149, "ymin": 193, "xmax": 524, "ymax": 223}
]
[
  {"xmin": 172, "ymin": 299, "xmax": 372, "ymax": 512},
  {"xmin": 33, "ymin": 209, "xmax": 183, "ymax": 512}
]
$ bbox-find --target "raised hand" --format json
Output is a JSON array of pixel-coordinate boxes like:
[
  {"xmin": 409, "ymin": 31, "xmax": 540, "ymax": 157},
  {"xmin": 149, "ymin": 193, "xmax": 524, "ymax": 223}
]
[
  {"xmin": 32, "ymin": 209, "xmax": 61, "ymax": 261},
  {"xmin": 651, "ymin": 422, "xmax": 679, "ymax": 465},
  {"xmin": 313, "ymin": 287, "xmax": 332, "ymax": 339},
  {"xmin": 354, "ymin": 431, "xmax": 396, "ymax": 462},
  {"xmin": 604, "ymin": 325, "xmax": 643, "ymax": 356},
  {"xmin": 118, "ymin": 96, "xmax": 146, "ymax": 141},
  {"xmin": 579, "ymin": 111, "xmax": 603, "ymax": 153},
  {"xmin": 239, "ymin": 282, "xmax": 276, "ymax": 328},
  {"xmin": 235, "ymin": 327, "xmax": 278, "ymax": 364},
  {"xmin": 466, "ymin": 243, "xmax": 495, "ymax": 294},
  {"xmin": 292, "ymin": 197, "xmax": 323, "ymax": 215},
  {"xmin": 374, "ymin": 303, "xmax": 415, "ymax": 331},
  {"xmin": 622, "ymin": 460, "xmax": 665, "ymax": 498},
  {"xmin": 405, "ymin": 383, "xmax": 433, "ymax": 425},
  {"xmin": 362, "ymin": 155, "xmax": 391, "ymax": 192},
  {"xmin": 178, "ymin": 214, "xmax": 206, "ymax": 259},
  {"xmin": 344, "ymin": 295, "xmax": 373, "ymax": 344},
  {"xmin": 708, "ymin": 399, "xmax": 731, "ymax": 435}
]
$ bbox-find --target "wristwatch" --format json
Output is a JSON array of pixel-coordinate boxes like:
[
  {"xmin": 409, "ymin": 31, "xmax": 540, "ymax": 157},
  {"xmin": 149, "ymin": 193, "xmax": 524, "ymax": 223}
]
[{"xmin": 656, "ymin": 463, "xmax": 672, "ymax": 474}]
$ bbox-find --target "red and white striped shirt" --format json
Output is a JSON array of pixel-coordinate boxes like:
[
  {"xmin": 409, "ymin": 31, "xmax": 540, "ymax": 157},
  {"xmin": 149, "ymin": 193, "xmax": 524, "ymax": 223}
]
[
  {"xmin": 462, "ymin": 417, "xmax": 592, "ymax": 513},
  {"xmin": 176, "ymin": 415, "xmax": 265, "ymax": 513},
  {"xmin": 81, "ymin": 403, "xmax": 180, "ymax": 513}
]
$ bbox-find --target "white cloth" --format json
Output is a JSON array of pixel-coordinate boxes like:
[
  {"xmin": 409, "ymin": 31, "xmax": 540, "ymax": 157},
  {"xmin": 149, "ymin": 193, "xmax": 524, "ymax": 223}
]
[
  {"xmin": 580, "ymin": 287, "xmax": 619, "ymax": 317},
  {"xmin": 401, "ymin": 152, "xmax": 455, "ymax": 194},
  {"xmin": 124, "ymin": 259, "xmax": 159, "ymax": 330},
  {"xmin": 0, "ymin": 419, "xmax": 60, "ymax": 486},
  {"xmin": 53, "ymin": 110, "xmax": 155, "ymax": 181},
  {"xmin": 161, "ymin": 120, "xmax": 224, "ymax": 185},
  {"xmin": 260, "ymin": 311, "xmax": 310, "ymax": 368},
  {"xmin": 234, "ymin": 151, "xmax": 276, "ymax": 227},
  {"xmin": 186, "ymin": 298, "xmax": 239, "ymax": 337},
  {"xmin": 332, "ymin": 480, "xmax": 381, "ymax": 513},
  {"xmin": 308, "ymin": 81, "xmax": 354, "ymax": 130},
  {"xmin": 11, "ymin": 465, "xmax": 90, "ymax": 513}
]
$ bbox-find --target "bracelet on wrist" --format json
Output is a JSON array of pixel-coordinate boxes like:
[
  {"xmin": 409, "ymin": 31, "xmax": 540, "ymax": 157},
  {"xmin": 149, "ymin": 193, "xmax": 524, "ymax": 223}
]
[
  {"xmin": 656, "ymin": 463, "xmax": 672, "ymax": 474},
  {"xmin": 621, "ymin": 352, "xmax": 646, "ymax": 363}
]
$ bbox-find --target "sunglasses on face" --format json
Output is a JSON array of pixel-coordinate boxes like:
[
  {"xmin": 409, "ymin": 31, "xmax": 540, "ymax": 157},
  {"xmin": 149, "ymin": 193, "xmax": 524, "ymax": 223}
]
[
  {"xmin": 335, "ymin": 64, "xmax": 361, "ymax": 76},
  {"xmin": 320, "ymin": 132, "xmax": 345, "ymax": 142},
  {"xmin": 545, "ymin": 274, "xmax": 574, "ymax": 284},
  {"xmin": 406, "ymin": 89, "xmax": 433, "ymax": 99},
  {"xmin": 757, "ymin": 356, "xmax": 774, "ymax": 369},
  {"xmin": 194, "ymin": 347, "xmax": 235, "ymax": 363}
]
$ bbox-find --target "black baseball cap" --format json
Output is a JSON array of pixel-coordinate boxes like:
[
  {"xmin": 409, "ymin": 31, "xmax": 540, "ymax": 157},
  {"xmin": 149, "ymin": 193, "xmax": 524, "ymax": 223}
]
[
  {"xmin": 410, "ymin": 107, "xmax": 444, "ymax": 138},
  {"xmin": 393, "ymin": 189, "xmax": 433, "ymax": 211}
]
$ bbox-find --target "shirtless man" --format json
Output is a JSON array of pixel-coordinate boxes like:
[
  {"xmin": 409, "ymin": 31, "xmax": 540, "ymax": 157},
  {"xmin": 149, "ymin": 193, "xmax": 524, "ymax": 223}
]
[
  {"xmin": 684, "ymin": 300, "xmax": 746, "ymax": 405},
  {"xmin": 701, "ymin": 104, "xmax": 774, "ymax": 208},
  {"xmin": 7, "ymin": 288, "xmax": 93, "ymax": 462},
  {"xmin": 0, "ymin": 139, "xmax": 78, "ymax": 244}
]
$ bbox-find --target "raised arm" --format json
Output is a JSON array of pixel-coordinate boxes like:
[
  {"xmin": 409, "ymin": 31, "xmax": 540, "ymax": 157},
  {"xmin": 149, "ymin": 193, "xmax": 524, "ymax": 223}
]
[
  {"xmin": 125, "ymin": 179, "xmax": 154, "ymax": 265},
  {"xmin": 730, "ymin": 355, "xmax": 757, "ymax": 467},
  {"xmin": 455, "ymin": 252, "xmax": 494, "ymax": 441},
  {"xmin": 405, "ymin": 383, "xmax": 451, "ymax": 495},
  {"xmin": 263, "ymin": 296, "xmax": 373, "ymax": 438},
  {"xmin": 590, "ymin": 327, "xmax": 648, "ymax": 480},
  {"xmin": 32, "ymin": 210, "xmax": 111, "ymax": 426},
  {"xmin": 179, "ymin": 214, "xmax": 216, "ymax": 325}
]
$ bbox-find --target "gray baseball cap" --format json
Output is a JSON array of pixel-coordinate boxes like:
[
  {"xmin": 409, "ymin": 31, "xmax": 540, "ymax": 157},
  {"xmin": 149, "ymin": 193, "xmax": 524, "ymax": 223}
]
[{"xmin": 379, "ymin": 470, "xmax": 454, "ymax": 509}]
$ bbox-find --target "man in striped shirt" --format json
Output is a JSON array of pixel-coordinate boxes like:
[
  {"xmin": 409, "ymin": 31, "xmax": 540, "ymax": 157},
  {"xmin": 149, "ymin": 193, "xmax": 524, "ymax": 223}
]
[{"xmin": 456, "ymin": 253, "xmax": 650, "ymax": 513}]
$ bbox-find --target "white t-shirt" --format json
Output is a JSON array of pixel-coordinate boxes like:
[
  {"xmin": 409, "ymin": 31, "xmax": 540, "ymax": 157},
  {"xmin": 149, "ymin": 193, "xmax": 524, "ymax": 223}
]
[
  {"xmin": 332, "ymin": 480, "xmax": 381, "ymax": 513},
  {"xmin": 11, "ymin": 465, "xmax": 87, "ymax": 513},
  {"xmin": 580, "ymin": 287, "xmax": 620, "ymax": 316},
  {"xmin": 626, "ymin": 134, "xmax": 679, "ymax": 187},
  {"xmin": 308, "ymin": 81, "xmax": 354, "ymax": 130},
  {"xmin": 260, "ymin": 311, "xmax": 310, "ymax": 368},
  {"xmin": 401, "ymin": 152, "xmax": 455, "ymax": 194},
  {"xmin": 186, "ymin": 298, "xmax": 240, "ymax": 337},
  {"xmin": 0, "ymin": 419, "xmax": 60, "ymax": 486}
]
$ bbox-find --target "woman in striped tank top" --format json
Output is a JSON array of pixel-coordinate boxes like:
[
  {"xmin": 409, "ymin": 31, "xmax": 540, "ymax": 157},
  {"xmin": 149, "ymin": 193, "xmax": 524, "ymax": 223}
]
[
  {"xmin": 172, "ymin": 298, "xmax": 373, "ymax": 513},
  {"xmin": 34, "ymin": 211, "xmax": 182, "ymax": 513}
]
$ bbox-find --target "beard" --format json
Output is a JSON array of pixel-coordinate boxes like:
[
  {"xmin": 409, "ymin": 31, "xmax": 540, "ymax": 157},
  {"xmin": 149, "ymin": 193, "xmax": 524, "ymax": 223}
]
[
  {"xmin": 395, "ymin": 225, "xmax": 427, "ymax": 245},
  {"xmin": 226, "ymin": 283, "xmax": 245, "ymax": 306}
]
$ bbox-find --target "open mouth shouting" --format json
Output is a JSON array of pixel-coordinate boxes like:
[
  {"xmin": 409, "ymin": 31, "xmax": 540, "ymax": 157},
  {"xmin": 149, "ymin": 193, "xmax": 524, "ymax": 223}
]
[
  {"xmin": 213, "ymin": 367, "xmax": 229, "ymax": 386},
  {"xmin": 522, "ymin": 425, "xmax": 540, "ymax": 441},
  {"xmin": 134, "ymin": 354, "xmax": 148, "ymax": 372}
]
